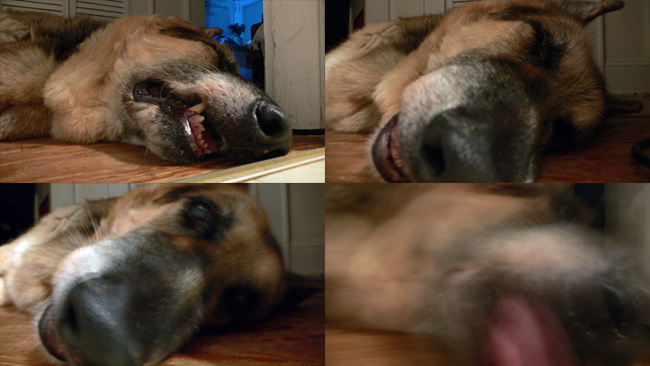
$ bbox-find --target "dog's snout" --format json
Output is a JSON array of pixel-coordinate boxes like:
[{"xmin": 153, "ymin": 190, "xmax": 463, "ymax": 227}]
[
  {"xmin": 58, "ymin": 277, "xmax": 146, "ymax": 366},
  {"xmin": 222, "ymin": 100, "xmax": 293, "ymax": 162},
  {"xmin": 417, "ymin": 109, "xmax": 497, "ymax": 182},
  {"xmin": 249, "ymin": 101, "xmax": 293, "ymax": 156}
]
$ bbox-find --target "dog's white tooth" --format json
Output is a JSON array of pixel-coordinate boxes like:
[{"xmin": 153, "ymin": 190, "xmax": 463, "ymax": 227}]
[
  {"xmin": 188, "ymin": 102, "xmax": 206, "ymax": 114},
  {"xmin": 198, "ymin": 124, "xmax": 205, "ymax": 132},
  {"xmin": 204, "ymin": 148, "xmax": 212, "ymax": 154},
  {"xmin": 196, "ymin": 115, "xmax": 205, "ymax": 123}
]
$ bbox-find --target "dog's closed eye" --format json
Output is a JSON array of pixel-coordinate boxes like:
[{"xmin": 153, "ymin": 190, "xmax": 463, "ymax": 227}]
[
  {"xmin": 182, "ymin": 198, "xmax": 233, "ymax": 240},
  {"xmin": 187, "ymin": 200, "xmax": 213, "ymax": 221}
]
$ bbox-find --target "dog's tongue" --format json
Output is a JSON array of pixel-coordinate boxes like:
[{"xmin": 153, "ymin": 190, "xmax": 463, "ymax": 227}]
[{"xmin": 486, "ymin": 296, "xmax": 578, "ymax": 366}]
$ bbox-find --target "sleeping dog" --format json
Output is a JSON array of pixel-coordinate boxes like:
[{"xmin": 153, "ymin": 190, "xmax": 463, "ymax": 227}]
[
  {"xmin": 0, "ymin": 184, "xmax": 317, "ymax": 366},
  {"xmin": 326, "ymin": 0, "xmax": 643, "ymax": 182},
  {"xmin": 0, "ymin": 11, "xmax": 292, "ymax": 163}
]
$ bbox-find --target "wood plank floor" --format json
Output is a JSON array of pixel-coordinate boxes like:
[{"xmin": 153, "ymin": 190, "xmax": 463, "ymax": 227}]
[
  {"xmin": 0, "ymin": 135, "xmax": 324, "ymax": 183},
  {"xmin": 0, "ymin": 296, "xmax": 324, "ymax": 366},
  {"xmin": 326, "ymin": 97, "xmax": 650, "ymax": 183},
  {"xmin": 326, "ymin": 324, "xmax": 650, "ymax": 366}
]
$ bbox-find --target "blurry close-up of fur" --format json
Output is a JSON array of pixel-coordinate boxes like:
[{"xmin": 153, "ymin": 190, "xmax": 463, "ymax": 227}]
[{"xmin": 326, "ymin": 184, "xmax": 650, "ymax": 365}]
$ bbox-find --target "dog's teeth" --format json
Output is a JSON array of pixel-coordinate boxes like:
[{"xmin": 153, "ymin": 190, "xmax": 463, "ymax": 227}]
[
  {"xmin": 198, "ymin": 122, "xmax": 206, "ymax": 131},
  {"xmin": 204, "ymin": 148, "xmax": 212, "ymax": 154},
  {"xmin": 188, "ymin": 102, "xmax": 205, "ymax": 114},
  {"xmin": 195, "ymin": 115, "xmax": 205, "ymax": 123}
]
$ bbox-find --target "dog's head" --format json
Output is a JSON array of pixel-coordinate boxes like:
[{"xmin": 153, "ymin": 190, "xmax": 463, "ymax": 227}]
[
  {"xmin": 372, "ymin": 0, "xmax": 641, "ymax": 182},
  {"xmin": 326, "ymin": 184, "xmax": 650, "ymax": 365},
  {"xmin": 44, "ymin": 17, "xmax": 292, "ymax": 163},
  {"xmin": 37, "ymin": 184, "xmax": 314, "ymax": 366}
]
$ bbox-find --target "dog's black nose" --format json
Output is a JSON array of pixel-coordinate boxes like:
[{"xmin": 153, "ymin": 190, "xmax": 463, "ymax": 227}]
[
  {"xmin": 58, "ymin": 277, "xmax": 147, "ymax": 366},
  {"xmin": 416, "ymin": 109, "xmax": 499, "ymax": 182},
  {"xmin": 247, "ymin": 101, "xmax": 293, "ymax": 159},
  {"xmin": 411, "ymin": 107, "xmax": 536, "ymax": 182}
]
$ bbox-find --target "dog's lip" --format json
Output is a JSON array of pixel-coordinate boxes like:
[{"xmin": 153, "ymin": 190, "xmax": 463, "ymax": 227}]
[
  {"xmin": 38, "ymin": 304, "xmax": 68, "ymax": 362},
  {"xmin": 486, "ymin": 296, "xmax": 579, "ymax": 366},
  {"xmin": 371, "ymin": 114, "xmax": 409, "ymax": 182},
  {"xmin": 132, "ymin": 81, "xmax": 222, "ymax": 158}
]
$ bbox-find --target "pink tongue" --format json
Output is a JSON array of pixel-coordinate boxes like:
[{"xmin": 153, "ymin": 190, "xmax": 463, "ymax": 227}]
[{"xmin": 486, "ymin": 296, "xmax": 579, "ymax": 366}]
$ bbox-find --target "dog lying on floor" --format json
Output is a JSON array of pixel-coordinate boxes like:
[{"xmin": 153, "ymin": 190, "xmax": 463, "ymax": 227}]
[
  {"xmin": 0, "ymin": 11, "xmax": 292, "ymax": 163},
  {"xmin": 0, "ymin": 184, "xmax": 317, "ymax": 366},
  {"xmin": 326, "ymin": 0, "xmax": 643, "ymax": 182},
  {"xmin": 326, "ymin": 184, "xmax": 650, "ymax": 365}
]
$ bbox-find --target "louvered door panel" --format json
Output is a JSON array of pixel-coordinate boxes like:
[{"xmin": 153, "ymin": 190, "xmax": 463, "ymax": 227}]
[
  {"xmin": 446, "ymin": 0, "xmax": 472, "ymax": 10},
  {"xmin": 72, "ymin": 0, "xmax": 124, "ymax": 18},
  {"xmin": 0, "ymin": 0, "xmax": 66, "ymax": 15}
]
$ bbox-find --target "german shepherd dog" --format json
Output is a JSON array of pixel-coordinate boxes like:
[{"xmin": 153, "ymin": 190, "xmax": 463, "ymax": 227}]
[
  {"xmin": 0, "ymin": 184, "xmax": 316, "ymax": 366},
  {"xmin": 326, "ymin": 184, "xmax": 650, "ymax": 365},
  {"xmin": 326, "ymin": 0, "xmax": 644, "ymax": 182},
  {"xmin": 0, "ymin": 11, "xmax": 292, "ymax": 163}
]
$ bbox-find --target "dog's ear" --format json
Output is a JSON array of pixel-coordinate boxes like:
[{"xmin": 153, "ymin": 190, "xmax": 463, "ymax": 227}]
[
  {"xmin": 205, "ymin": 27, "xmax": 223, "ymax": 38},
  {"xmin": 275, "ymin": 273, "xmax": 323, "ymax": 312},
  {"xmin": 554, "ymin": 0, "xmax": 624, "ymax": 24}
]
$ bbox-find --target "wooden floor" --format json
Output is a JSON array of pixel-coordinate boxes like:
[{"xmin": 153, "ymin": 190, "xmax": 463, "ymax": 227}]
[
  {"xmin": 0, "ymin": 296, "xmax": 324, "ymax": 366},
  {"xmin": 326, "ymin": 324, "xmax": 650, "ymax": 366},
  {"xmin": 0, "ymin": 135, "xmax": 324, "ymax": 183},
  {"xmin": 326, "ymin": 97, "xmax": 650, "ymax": 183}
]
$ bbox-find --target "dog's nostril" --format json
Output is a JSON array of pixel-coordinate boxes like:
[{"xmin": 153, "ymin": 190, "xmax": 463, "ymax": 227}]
[
  {"xmin": 63, "ymin": 302, "xmax": 78, "ymax": 335},
  {"xmin": 422, "ymin": 145, "xmax": 445, "ymax": 176},
  {"xmin": 255, "ymin": 102, "xmax": 288, "ymax": 137},
  {"xmin": 421, "ymin": 114, "xmax": 448, "ymax": 177}
]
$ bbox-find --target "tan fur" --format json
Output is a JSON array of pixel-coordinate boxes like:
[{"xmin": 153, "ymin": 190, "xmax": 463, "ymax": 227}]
[
  {"xmin": 326, "ymin": 184, "xmax": 568, "ymax": 329},
  {"xmin": 43, "ymin": 17, "xmax": 217, "ymax": 143},
  {"xmin": 326, "ymin": 183, "xmax": 648, "ymax": 365},
  {"xmin": 1, "ymin": 12, "xmax": 292, "ymax": 164},
  {"xmin": 0, "ymin": 184, "xmax": 310, "ymax": 366},
  {"xmin": 326, "ymin": 0, "xmax": 640, "ymax": 182}
]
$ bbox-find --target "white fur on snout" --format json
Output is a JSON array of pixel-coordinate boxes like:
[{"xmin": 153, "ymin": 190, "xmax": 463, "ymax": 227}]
[
  {"xmin": 166, "ymin": 73, "xmax": 260, "ymax": 120},
  {"xmin": 465, "ymin": 226, "xmax": 610, "ymax": 282},
  {"xmin": 50, "ymin": 239, "xmax": 206, "ymax": 315},
  {"xmin": 398, "ymin": 62, "xmax": 539, "ymax": 181},
  {"xmin": 397, "ymin": 64, "xmax": 475, "ymax": 176},
  {"xmin": 49, "ymin": 241, "xmax": 121, "ymax": 310}
]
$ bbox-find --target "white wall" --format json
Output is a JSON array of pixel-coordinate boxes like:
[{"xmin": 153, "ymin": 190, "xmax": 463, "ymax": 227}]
[
  {"xmin": 264, "ymin": 0, "xmax": 325, "ymax": 130},
  {"xmin": 603, "ymin": 1, "xmax": 650, "ymax": 93},
  {"xmin": 605, "ymin": 184, "xmax": 650, "ymax": 277},
  {"xmin": 50, "ymin": 183, "xmax": 324, "ymax": 275}
]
